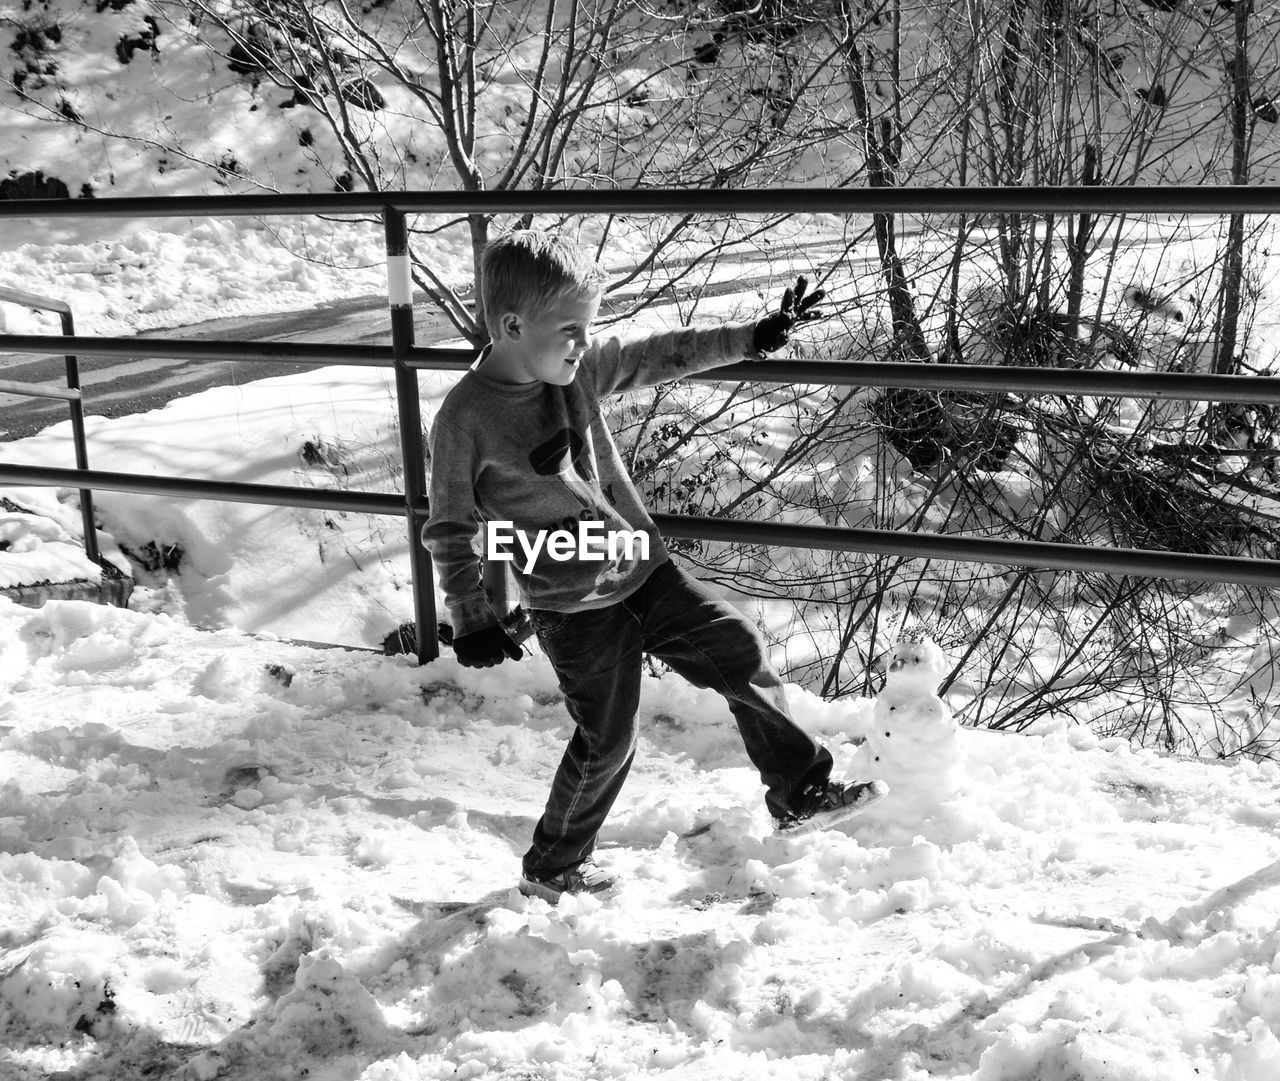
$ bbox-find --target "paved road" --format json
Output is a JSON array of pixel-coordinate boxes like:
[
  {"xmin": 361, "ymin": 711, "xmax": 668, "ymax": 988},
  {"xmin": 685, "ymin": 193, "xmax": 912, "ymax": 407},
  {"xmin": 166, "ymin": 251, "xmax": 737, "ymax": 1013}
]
[{"xmin": 0, "ymin": 295, "xmax": 456, "ymax": 441}]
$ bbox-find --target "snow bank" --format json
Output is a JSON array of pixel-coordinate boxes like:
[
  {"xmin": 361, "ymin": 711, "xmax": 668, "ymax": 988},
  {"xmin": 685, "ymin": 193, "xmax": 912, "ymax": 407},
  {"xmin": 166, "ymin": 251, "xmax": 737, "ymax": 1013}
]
[{"xmin": 2, "ymin": 595, "xmax": 1280, "ymax": 1079}]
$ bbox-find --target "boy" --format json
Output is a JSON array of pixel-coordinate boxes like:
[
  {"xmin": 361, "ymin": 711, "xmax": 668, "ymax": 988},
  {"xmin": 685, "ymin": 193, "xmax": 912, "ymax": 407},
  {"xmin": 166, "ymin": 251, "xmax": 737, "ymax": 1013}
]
[{"xmin": 422, "ymin": 230, "xmax": 887, "ymax": 904}]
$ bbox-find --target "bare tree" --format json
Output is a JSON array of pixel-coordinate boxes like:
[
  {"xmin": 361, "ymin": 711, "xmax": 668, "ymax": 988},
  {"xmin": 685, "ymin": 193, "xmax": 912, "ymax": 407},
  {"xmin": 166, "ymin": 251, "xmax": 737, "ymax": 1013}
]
[
  {"xmin": 136, "ymin": 0, "xmax": 877, "ymax": 342},
  {"xmin": 621, "ymin": 0, "xmax": 1280, "ymax": 753}
]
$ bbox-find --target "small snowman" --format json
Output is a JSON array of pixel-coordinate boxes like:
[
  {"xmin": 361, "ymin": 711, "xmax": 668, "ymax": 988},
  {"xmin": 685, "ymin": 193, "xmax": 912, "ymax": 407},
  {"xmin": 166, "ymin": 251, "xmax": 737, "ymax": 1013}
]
[{"xmin": 863, "ymin": 627, "xmax": 965, "ymax": 815}]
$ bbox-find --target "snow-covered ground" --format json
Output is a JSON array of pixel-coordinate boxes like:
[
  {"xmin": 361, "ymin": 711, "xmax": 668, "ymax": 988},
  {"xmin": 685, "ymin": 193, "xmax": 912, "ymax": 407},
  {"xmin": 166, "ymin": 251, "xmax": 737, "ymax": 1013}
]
[
  {"xmin": 2, "ymin": 293, "xmax": 1280, "ymax": 1079},
  {"xmin": 4, "ymin": 200, "xmax": 1280, "ymax": 1081},
  {"xmin": 3, "ymin": 590, "xmax": 1280, "ymax": 1081},
  {"xmin": 0, "ymin": 216, "xmax": 399, "ymax": 339},
  {"xmin": 0, "ymin": 362, "xmax": 430, "ymax": 644},
  {"xmin": 5, "ymin": 4, "xmax": 1280, "ymax": 1075},
  {"xmin": 4, "ymin": 243, "xmax": 1280, "ymax": 1077}
]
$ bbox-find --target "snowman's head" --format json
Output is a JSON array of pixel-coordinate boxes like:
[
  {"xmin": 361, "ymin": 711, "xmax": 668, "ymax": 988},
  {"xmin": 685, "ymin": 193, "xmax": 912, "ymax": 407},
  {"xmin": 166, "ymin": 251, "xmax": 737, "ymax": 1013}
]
[{"xmin": 886, "ymin": 632, "xmax": 949, "ymax": 689}]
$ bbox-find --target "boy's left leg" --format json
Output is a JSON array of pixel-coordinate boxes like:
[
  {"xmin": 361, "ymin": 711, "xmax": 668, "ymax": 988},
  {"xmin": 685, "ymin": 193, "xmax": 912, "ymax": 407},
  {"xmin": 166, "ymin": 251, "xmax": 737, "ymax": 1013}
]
[
  {"xmin": 521, "ymin": 600, "xmax": 645, "ymax": 884},
  {"xmin": 622, "ymin": 559, "xmax": 834, "ymax": 823}
]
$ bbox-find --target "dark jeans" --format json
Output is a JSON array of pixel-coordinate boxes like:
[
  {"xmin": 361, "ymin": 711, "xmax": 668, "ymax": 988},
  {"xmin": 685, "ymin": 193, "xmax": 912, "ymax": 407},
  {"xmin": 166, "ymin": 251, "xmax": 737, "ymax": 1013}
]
[{"xmin": 523, "ymin": 558, "xmax": 833, "ymax": 878}]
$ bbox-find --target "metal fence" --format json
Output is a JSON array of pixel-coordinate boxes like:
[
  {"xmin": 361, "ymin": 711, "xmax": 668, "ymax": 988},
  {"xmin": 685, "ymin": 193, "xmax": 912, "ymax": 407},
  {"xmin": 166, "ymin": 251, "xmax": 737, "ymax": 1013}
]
[
  {"xmin": 0, "ymin": 284, "xmax": 98, "ymax": 563},
  {"xmin": 2, "ymin": 187, "xmax": 1279, "ymax": 665}
]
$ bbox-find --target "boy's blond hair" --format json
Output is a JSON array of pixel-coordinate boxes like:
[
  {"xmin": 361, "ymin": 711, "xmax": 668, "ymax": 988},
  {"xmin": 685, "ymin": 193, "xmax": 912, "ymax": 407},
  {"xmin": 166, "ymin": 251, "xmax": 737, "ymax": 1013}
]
[{"xmin": 480, "ymin": 230, "xmax": 606, "ymax": 340}]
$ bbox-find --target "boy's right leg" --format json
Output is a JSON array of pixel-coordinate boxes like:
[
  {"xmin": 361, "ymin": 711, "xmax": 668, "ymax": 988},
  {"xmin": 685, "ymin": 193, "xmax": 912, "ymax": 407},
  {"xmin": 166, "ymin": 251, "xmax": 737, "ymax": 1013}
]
[
  {"xmin": 522, "ymin": 602, "xmax": 643, "ymax": 884},
  {"xmin": 625, "ymin": 559, "xmax": 886, "ymax": 835}
]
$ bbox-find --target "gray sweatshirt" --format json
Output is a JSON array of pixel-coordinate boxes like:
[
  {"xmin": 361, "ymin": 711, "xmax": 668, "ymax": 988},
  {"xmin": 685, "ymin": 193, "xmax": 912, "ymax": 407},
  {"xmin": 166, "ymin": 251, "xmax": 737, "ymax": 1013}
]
[{"xmin": 422, "ymin": 322, "xmax": 760, "ymax": 636}]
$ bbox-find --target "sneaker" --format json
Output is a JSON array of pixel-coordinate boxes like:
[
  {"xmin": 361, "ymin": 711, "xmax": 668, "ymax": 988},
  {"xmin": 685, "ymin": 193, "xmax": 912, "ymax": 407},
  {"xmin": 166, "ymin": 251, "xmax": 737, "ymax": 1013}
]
[
  {"xmin": 518, "ymin": 857, "xmax": 617, "ymax": 903},
  {"xmin": 772, "ymin": 779, "xmax": 889, "ymax": 837}
]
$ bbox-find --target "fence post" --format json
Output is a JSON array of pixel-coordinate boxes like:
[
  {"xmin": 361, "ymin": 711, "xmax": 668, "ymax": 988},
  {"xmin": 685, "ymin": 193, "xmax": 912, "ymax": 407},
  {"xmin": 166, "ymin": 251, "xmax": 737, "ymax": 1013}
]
[
  {"xmin": 59, "ymin": 306, "xmax": 99, "ymax": 564},
  {"xmin": 384, "ymin": 206, "xmax": 439, "ymax": 663}
]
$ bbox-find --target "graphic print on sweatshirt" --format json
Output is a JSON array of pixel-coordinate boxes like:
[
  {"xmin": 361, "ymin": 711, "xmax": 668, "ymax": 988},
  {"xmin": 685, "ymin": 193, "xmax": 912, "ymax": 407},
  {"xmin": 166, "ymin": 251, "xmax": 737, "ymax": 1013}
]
[
  {"xmin": 528, "ymin": 428, "xmax": 586, "ymax": 479},
  {"xmin": 528, "ymin": 424, "xmax": 615, "ymax": 549},
  {"xmin": 530, "ymin": 392, "xmax": 614, "ymax": 523}
]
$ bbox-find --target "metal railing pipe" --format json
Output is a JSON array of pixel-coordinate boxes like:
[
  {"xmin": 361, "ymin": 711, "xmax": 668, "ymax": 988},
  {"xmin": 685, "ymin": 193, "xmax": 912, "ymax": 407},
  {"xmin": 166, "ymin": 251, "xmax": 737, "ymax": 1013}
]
[
  {"xmin": 384, "ymin": 206, "xmax": 439, "ymax": 663},
  {"xmin": 694, "ymin": 360, "xmax": 1280, "ymax": 404},
  {"xmin": 0, "ymin": 463, "xmax": 405, "ymax": 516},
  {"xmin": 0, "ymin": 378, "xmax": 81, "ymax": 401},
  {"xmin": 651, "ymin": 514, "xmax": 1280, "ymax": 589},
  {"xmin": 0, "ymin": 333, "xmax": 398, "ymax": 366},
  {"xmin": 0, "ymin": 286, "xmax": 71, "ymax": 314},
  {"xmin": 6, "ymin": 334, "xmax": 1280, "ymax": 405},
  {"xmin": 405, "ymin": 347, "xmax": 474, "ymax": 371},
  {"xmin": 2, "ymin": 186, "xmax": 1280, "ymax": 218},
  {"xmin": 57, "ymin": 304, "xmax": 98, "ymax": 563},
  {"xmin": 404, "ymin": 348, "xmax": 1280, "ymax": 404},
  {"xmin": 7, "ymin": 462, "xmax": 1274, "ymax": 589},
  {"xmin": 0, "ymin": 286, "xmax": 97, "ymax": 561}
]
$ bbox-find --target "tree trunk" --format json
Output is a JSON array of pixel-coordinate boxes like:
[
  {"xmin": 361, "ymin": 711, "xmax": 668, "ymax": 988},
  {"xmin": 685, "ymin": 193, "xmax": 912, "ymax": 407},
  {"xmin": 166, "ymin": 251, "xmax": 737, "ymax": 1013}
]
[
  {"xmin": 1064, "ymin": 140, "xmax": 1099, "ymax": 327},
  {"xmin": 841, "ymin": 0, "xmax": 932, "ymax": 361},
  {"xmin": 995, "ymin": 0, "xmax": 1030, "ymax": 304},
  {"xmin": 1214, "ymin": 2, "xmax": 1251, "ymax": 376}
]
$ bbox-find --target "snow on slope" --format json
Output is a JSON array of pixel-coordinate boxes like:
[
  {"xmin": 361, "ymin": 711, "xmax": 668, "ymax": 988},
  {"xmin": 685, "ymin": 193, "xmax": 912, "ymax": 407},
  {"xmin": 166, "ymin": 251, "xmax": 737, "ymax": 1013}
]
[
  {"xmin": 2, "ymin": 593, "xmax": 1280, "ymax": 1081},
  {"xmin": 4, "ymin": 0, "xmax": 1278, "ymax": 202},
  {"xmin": 4, "ymin": 8, "xmax": 1280, "ymax": 1077}
]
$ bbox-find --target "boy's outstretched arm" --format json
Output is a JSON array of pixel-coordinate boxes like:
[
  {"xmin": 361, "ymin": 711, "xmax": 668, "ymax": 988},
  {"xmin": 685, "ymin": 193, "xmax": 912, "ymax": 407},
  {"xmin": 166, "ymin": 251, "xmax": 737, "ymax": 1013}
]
[{"xmin": 590, "ymin": 275, "xmax": 829, "ymax": 396}]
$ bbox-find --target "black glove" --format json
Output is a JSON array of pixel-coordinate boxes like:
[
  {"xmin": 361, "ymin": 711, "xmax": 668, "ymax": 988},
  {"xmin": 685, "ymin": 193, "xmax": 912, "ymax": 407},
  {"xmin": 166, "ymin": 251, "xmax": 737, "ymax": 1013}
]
[
  {"xmin": 452, "ymin": 622, "xmax": 523, "ymax": 668},
  {"xmin": 503, "ymin": 605, "xmax": 535, "ymax": 646},
  {"xmin": 753, "ymin": 275, "xmax": 827, "ymax": 353}
]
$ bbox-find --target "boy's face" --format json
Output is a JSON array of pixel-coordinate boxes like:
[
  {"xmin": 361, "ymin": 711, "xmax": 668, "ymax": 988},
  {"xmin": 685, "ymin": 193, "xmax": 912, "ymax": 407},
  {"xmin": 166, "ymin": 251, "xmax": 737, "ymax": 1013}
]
[{"xmin": 497, "ymin": 289, "xmax": 602, "ymax": 386}]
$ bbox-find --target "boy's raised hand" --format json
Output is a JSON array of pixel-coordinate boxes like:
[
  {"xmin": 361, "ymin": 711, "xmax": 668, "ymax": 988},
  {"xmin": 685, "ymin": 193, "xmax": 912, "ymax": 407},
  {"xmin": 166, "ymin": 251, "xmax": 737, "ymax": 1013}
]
[{"xmin": 753, "ymin": 275, "xmax": 827, "ymax": 354}]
